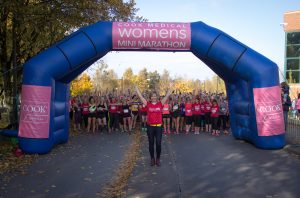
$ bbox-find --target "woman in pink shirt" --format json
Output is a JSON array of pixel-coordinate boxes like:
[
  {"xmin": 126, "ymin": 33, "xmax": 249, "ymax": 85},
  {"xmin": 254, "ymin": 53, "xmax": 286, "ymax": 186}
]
[
  {"xmin": 135, "ymin": 85, "xmax": 172, "ymax": 167},
  {"xmin": 297, "ymin": 93, "xmax": 300, "ymax": 120},
  {"xmin": 192, "ymin": 97, "xmax": 202, "ymax": 134},
  {"xmin": 211, "ymin": 99, "xmax": 220, "ymax": 136}
]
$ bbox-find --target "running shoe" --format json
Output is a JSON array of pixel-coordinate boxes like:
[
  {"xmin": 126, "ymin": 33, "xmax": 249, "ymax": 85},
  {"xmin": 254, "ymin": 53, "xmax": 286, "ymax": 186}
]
[
  {"xmin": 156, "ymin": 158, "xmax": 161, "ymax": 167},
  {"xmin": 151, "ymin": 158, "xmax": 155, "ymax": 166}
]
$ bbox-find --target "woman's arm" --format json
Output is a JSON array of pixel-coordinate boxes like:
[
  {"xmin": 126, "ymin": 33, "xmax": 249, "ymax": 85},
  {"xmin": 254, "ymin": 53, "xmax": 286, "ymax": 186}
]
[
  {"xmin": 191, "ymin": 90, "xmax": 196, "ymax": 103},
  {"xmin": 161, "ymin": 89, "xmax": 172, "ymax": 105},
  {"xmin": 134, "ymin": 85, "xmax": 147, "ymax": 106},
  {"xmin": 128, "ymin": 88, "xmax": 132, "ymax": 98},
  {"xmin": 78, "ymin": 96, "xmax": 83, "ymax": 104},
  {"xmin": 105, "ymin": 93, "xmax": 110, "ymax": 104}
]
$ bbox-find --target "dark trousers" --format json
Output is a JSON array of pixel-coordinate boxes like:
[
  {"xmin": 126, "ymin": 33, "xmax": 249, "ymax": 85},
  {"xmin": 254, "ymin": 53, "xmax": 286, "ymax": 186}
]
[
  {"xmin": 283, "ymin": 111, "xmax": 288, "ymax": 130},
  {"xmin": 200, "ymin": 115, "xmax": 206, "ymax": 127},
  {"xmin": 109, "ymin": 112, "xmax": 119, "ymax": 130},
  {"xmin": 83, "ymin": 114, "xmax": 89, "ymax": 128},
  {"xmin": 211, "ymin": 117, "xmax": 219, "ymax": 130},
  {"xmin": 147, "ymin": 125, "xmax": 162, "ymax": 159},
  {"xmin": 205, "ymin": 113, "xmax": 211, "ymax": 124},
  {"xmin": 219, "ymin": 115, "xmax": 227, "ymax": 130}
]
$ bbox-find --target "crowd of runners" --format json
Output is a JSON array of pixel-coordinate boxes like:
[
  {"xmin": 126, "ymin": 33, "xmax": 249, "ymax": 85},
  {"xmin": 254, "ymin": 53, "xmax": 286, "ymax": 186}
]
[{"xmin": 69, "ymin": 89, "xmax": 230, "ymax": 136}]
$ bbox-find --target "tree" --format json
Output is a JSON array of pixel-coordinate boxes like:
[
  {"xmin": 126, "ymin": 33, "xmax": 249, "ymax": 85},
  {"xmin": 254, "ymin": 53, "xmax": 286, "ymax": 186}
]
[
  {"xmin": 122, "ymin": 67, "xmax": 135, "ymax": 91},
  {"xmin": 90, "ymin": 65, "xmax": 227, "ymax": 96},
  {"xmin": 204, "ymin": 77, "xmax": 213, "ymax": 92},
  {"xmin": 148, "ymin": 70, "xmax": 160, "ymax": 91},
  {"xmin": 211, "ymin": 75, "xmax": 226, "ymax": 93},
  {"xmin": 91, "ymin": 60, "xmax": 118, "ymax": 93},
  {"xmin": 201, "ymin": 75, "xmax": 226, "ymax": 93},
  {"xmin": 193, "ymin": 79, "xmax": 202, "ymax": 93},
  {"xmin": 104, "ymin": 69, "xmax": 119, "ymax": 92},
  {"xmin": 0, "ymin": 0, "xmax": 145, "ymax": 98},
  {"xmin": 173, "ymin": 78, "xmax": 193, "ymax": 93},
  {"xmin": 92, "ymin": 60, "xmax": 109, "ymax": 92},
  {"xmin": 70, "ymin": 73, "xmax": 93, "ymax": 96},
  {"xmin": 135, "ymin": 68, "xmax": 148, "ymax": 93},
  {"xmin": 159, "ymin": 69, "xmax": 171, "ymax": 95}
]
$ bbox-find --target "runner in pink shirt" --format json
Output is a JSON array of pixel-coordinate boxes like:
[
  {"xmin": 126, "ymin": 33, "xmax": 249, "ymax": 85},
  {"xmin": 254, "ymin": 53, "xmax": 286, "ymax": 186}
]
[
  {"xmin": 211, "ymin": 99, "xmax": 220, "ymax": 136},
  {"xmin": 297, "ymin": 93, "xmax": 300, "ymax": 120},
  {"xmin": 192, "ymin": 97, "xmax": 202, "ymax": 134}
]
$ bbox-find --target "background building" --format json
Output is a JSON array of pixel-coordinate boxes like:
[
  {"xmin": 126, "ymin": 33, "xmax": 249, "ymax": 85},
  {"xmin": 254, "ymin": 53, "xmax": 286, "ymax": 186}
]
[{"xmin": 284, "ymin": 10, "xmax": 300, "ymax": 99}]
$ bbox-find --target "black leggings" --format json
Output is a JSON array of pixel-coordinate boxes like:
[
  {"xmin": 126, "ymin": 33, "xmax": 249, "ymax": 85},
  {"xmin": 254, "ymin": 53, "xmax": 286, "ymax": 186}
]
[
  {"xmin": 205, "ymin": 113, "xmax": 211, "ymax": 125},
  {"xmin": 211, "ymin": 117, "xmax": 219, "ymax": 130},
  {"xmin": 219, "ymin": 115, "xmax": 227, "ymax": 130},
  {"xmin": 109, "ymin": 112, "xmax": 119, "ymax": 130},
  {"xmin": 83, "ymin": 114, "xmax": 89, "ymax": 127},
  {"xmin": 147, "ymin": 126, "xmax": 162, "ymax": 159},
  {"xmin": 200, "ymin": 115, "xmax": 206, "ymax": 127}
]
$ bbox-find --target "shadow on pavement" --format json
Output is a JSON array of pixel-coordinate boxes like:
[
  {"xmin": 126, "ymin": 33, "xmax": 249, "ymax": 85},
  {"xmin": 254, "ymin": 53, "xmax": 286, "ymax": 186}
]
[
  {"xmin": 0, "ymin": 132, "xmax": 132, "ymax": 198},
  {"xmin": 125, "ymin": 132, "xmax": 300, "ymax": 198}
]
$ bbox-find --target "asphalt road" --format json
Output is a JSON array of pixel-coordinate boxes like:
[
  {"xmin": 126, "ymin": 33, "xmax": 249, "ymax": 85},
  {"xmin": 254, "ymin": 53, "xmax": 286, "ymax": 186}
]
[
  {"xmin": 1, "ymin": 131, "xmax": 299, "ymax": 198},
  {"xmin": 0, "ymin": 132, "xmax": 132, "ymax": 198},
  {"xmin": 125, "ymin": 132, "xmax": 300, "ymax": 198}
]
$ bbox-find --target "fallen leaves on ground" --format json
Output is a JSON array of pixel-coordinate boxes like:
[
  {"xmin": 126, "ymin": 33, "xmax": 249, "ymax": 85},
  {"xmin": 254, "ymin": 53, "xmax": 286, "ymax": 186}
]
[
  {"xmin": 98, "ymin": 129, "xmax": 141, "ymax": 198},
  {"xmin": 0, "ymin": 141, "xmax": 37, "ymax": 183}
]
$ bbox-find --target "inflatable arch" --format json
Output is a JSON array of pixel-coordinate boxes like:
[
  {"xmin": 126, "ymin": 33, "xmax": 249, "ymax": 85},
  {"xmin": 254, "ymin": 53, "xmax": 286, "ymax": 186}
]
[{"xmin": 18, "ymin": 21, "xmax": 285, "ymax": 154}]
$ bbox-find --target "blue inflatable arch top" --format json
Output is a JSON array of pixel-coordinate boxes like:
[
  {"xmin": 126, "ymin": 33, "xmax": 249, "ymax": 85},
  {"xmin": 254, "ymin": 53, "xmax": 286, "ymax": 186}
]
[{"xmin": 18, "ymin": 21, "xmax": 285, "ymax": 154}]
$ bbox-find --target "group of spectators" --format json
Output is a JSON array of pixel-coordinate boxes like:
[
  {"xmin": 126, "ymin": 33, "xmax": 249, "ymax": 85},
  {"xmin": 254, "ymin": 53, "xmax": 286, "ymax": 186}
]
[
  {"xmin": 281, "ymin": 82, "xmax": 300, "ymax": 130},
  {"xmin": 291, "ymin": 94, "xmax": 300, "ymax": 120},
  {"xmin": 69, "ymin": 89, "xmax": 230, "ymax": 136}
]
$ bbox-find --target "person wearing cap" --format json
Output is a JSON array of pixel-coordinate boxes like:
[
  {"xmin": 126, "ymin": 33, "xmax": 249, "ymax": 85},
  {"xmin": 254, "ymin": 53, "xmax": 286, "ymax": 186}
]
[{"xmin": 135, "ymin": 85, "xmax": 172, "ymax": 167}]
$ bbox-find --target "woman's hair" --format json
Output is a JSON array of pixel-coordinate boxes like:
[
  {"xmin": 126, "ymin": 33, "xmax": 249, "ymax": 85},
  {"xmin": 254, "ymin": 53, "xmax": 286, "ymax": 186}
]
[
  {"xmin": 281, "ymin": 82, "xmax": 288, "ymax": 87},
  {"xmin": 298, "ymin": 93, "xmax": 300, "ymax": 99},
  {"xmin": 83, "ymin": 96, "xmax": 88, "ymax": 103},
  {"xmin": 89, "ymin": 96, "xmax": 94, "ymax": 103},
  {"xmin": 212, "ymin": 99, "xmax": 218, "ymax": 104},
  {"xmin": 149, "ymin": 91, "xmax": 158, "ymax": 97}
]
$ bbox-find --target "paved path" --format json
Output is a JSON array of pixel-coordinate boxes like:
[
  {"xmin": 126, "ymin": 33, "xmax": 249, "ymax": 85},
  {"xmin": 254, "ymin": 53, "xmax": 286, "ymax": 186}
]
[
  {"xmin": 125, "ymin": 132, "xmax": 300, "ymax": 198},
  {"xmin": 0, "ymin": 132, "xmax": 132, "ymax": 198},
  {"xmin": 125, "ymin": 131, "xmax": 179, "ymax": 198},
  {"xmin": 1, "ymin": 131, "xmax": 300, "ymax": 198}
]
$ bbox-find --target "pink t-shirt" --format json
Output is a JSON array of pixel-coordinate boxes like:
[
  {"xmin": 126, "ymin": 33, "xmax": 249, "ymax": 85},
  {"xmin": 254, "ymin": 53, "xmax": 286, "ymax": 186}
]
[
  {"xmin": 297, "ymin": 99, "xmax": 300, "ymax": 110},
  {"xmin": 147, "ymin": 102, "xmax": 163, "ymax": 125}
]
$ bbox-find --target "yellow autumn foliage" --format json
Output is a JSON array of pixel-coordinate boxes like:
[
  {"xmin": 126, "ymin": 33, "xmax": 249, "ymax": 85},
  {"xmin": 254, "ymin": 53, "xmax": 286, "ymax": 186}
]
[
  {"xmin": 173, "ymin": 79, "xmax": 194, "ymax": 93},
  {"xmin": 70, "ymin": 73, "xmax": 93, "ymax": 96}
]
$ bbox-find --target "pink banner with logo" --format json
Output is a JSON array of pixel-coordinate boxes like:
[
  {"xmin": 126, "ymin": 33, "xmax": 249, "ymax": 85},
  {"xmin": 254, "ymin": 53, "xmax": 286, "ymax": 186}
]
[
  {"xmin": 253, "ymin": 86, "xmax": 285, "ymax": 136},
  {"xmin": 19, "ymin": 85, "xmax": 51, "ymax": 138},
  {"xmin": 112, "ymin": 22, "xmax": 191, "ymax": 50}
]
